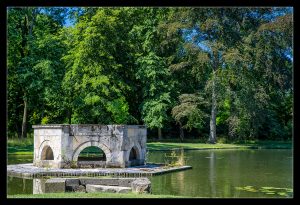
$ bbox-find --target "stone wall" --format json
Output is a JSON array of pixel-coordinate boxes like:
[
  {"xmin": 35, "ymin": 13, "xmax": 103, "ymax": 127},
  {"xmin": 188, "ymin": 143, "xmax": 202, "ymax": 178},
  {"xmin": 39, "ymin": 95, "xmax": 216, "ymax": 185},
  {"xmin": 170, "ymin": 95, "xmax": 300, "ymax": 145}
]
[
  {"xmin": 37, "ymin": 177, "xmax": 151, "ymax": 194},
  {"xmin": 33, "ymin": 124, "xmax": 147, "ymax": 168}
]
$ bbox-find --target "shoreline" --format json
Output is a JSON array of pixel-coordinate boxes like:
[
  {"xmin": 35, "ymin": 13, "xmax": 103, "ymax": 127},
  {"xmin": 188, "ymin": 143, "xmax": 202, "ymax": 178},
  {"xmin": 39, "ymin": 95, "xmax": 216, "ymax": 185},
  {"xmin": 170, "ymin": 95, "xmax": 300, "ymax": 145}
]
[{"xmin": 8, "ymin": 140, "xmax": 292, "ymax": 155}]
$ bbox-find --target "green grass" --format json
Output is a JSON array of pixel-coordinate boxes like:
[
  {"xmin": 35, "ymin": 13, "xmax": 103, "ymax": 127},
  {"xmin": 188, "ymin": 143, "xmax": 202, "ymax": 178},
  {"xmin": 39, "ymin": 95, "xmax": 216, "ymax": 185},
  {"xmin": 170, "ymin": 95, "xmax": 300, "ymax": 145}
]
[
  {"xmin": 7, "ymin": 137, "xmax": 292, "ymax": 156},
  {"xmin": 147, "ymin": 142, "xmax": 247, "ymax": 151},
  {"xmin": 147, "ymin": 140, "xmax": 292, "ymax": 151},
  {"xmin": 7, "ymin": 192, "xmax": 190, "ymax": 198},
  {"xmin": 7, "ymin": 138, "xmax": 34, "ymax": 155}
]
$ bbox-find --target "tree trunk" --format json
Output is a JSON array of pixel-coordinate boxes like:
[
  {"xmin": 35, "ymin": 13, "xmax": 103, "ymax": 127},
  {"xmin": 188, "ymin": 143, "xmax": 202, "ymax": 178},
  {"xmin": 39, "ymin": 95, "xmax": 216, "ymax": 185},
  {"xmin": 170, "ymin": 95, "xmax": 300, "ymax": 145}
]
[
  {"xmin": 28, "ymin": 8, "xmax": 38, "ymax": 38},
  {"xmin": 158, "ymin": 127, "xmax": 162, "ymax": 140},
  {"xmin": 15, "ymin": 123, "xmax": 21, "ymax": 139},
  {"xmin": 209, "ymin": 72, "xmax": 217, "ymax": 144},
  {"xmin": 21, "ymin": 98, "xmax": 28, "ymax": 139},
  {"xmin": 15, "ymin": 105, "xmax": 21, "ymax": 138},
  {"xmin": 68, "ymin": 108, "xmax": 72, "ymax": 124},
  {"xmin": 228, "ymin": 91, "xmax": 235, "ymax": 140},
  {"xmin": 179, "ymin": 122, "xmax": 184, "ymax": 142}
]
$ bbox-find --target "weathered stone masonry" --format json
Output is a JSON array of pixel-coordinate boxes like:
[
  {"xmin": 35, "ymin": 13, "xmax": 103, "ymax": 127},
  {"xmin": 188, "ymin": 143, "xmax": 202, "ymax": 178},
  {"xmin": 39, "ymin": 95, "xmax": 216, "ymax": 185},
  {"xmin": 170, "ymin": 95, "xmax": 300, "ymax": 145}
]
[{"xmin": 33, "ymin": 124, "xmax": 147, "ymax": 168}]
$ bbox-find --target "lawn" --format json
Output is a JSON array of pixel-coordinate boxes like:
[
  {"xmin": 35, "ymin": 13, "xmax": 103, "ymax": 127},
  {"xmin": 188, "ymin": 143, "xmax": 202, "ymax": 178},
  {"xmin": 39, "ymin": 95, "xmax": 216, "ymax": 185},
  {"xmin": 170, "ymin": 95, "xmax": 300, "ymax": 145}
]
[
  {"xmin": 8, "ymin": 192, "xmax": 189, "ymax": 198},
  {"xmin": 7, "ymin": 137, "xmax": 292, "ymax": 155},
  {"xmin": 7, "ymin": 138, "xmax": 33, "ymax": 155},
  {"xmin": 147, "ymin": 140, "xmax": 292, "ymax": 151}
]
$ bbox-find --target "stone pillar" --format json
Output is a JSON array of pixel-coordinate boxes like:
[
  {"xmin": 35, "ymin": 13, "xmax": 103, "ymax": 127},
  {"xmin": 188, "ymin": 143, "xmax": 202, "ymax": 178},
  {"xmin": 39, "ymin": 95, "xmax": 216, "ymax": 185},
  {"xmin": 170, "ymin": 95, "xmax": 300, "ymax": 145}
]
[{"xmin": 33, "ymin": 125, "xmax": 69, "ymax": 168}]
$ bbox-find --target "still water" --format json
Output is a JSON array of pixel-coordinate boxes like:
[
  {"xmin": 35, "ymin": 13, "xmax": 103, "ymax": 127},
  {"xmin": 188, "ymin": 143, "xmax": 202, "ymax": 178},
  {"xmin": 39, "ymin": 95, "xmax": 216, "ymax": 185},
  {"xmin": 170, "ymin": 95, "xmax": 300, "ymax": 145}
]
[{"xmin": 7, "ymin": 149, "xmax": 293, "ymax": 197}]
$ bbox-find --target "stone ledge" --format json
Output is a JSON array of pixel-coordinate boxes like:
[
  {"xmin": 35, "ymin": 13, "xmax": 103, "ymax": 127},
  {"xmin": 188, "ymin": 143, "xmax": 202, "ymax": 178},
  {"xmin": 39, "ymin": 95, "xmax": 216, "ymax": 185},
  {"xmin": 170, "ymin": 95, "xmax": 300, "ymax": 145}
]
[
  {"xmin": 32, "ymin": 124, "xmax": 146, "ymax": 129},
  {"xmin": 32, "ymin": 124, "xmax": 69, "ymax": 129},
  {"xmin": 86, "ymin": 184, "xmax": 132, "ymax": 193},
  {"xmin": 45, "ymin": 178, "xmax": 66, "ymax": 193},
  {"xmin": 7, "ymin": 163, "xmax": 192, "ymax": 178},
  {"xmin": 39, "ymin": 177, "xmax": 151, "ymax": 194},
  {"xmin": 79, "ymin": 178, "xmax": 136, "ymax": 187}
]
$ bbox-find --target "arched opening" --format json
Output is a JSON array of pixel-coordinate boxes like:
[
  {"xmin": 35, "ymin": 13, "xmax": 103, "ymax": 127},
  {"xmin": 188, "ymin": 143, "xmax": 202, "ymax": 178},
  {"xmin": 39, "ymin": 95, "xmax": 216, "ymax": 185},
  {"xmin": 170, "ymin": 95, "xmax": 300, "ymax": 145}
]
[
  {"xmin": 129, "ymin": 147, "xmax": 137, "ymax": 161},
  {"xmin": 128, "ymin": 146, "xmax": 140, "ymax": 166},
  {"xmin": 41, "ymin": 146, "xmax": 54, "ymax": 160},
  {"xmin": 77, "ymin": 146, "xmax": 106, "ymax": 168}
]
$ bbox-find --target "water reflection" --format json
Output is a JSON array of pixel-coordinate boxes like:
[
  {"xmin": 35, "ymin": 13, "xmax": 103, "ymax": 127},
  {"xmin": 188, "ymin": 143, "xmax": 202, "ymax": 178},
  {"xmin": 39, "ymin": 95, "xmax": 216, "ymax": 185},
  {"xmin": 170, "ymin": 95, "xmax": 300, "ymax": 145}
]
[
  {"xmin": 33, "ymin": 179, "xmax": 46, "ymax": 194},
  {"xmin": 149, "ymin": 149, "xmax": 292, "ymax": 198},
  {"xmin": 209, "ymin": 151, "xmax": 216, "ymax": 197},
  {"xmin": 7, "ymin": 149, "xmax": 293, "ymax": 197},
  {"xmin": 7, "ymin": 177, "xmax": 33, "ymax": 195}
]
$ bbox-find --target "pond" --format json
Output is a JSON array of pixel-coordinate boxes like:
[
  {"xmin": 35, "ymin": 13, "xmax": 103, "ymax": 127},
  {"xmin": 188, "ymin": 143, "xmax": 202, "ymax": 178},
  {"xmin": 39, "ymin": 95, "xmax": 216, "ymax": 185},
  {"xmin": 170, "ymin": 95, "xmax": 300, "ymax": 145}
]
[{"xmin": 7, "ymin": 149, "xmax": 293, "ymax": 198}]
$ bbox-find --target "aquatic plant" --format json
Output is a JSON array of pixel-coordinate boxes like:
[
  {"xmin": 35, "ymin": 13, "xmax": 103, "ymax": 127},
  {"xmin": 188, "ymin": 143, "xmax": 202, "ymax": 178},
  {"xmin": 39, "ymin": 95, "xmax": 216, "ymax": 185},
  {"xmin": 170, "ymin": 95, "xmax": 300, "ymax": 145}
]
[
  {"xmin": 164, "ymin": 149, "xmax": 188, "ymax": 167},
  {"xmin": 235, "ymin": 186, "xmax": 293, "ymax": 197}
]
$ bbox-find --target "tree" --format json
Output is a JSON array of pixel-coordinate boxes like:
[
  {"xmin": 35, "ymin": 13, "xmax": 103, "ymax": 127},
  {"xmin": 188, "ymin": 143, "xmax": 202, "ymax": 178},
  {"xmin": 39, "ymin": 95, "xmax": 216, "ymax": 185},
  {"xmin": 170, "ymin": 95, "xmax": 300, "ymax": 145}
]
[
  {"xmin": 163, "ymin": 8, "xmax": 287, "ymax": 142},
  {"xmin": 217, "ymin": 8, "xmax": 293, "ymax": 140},
  {"xmin": 61, "ymin": 8, "xmax": 135, "ymax": 124},
  {"xmin": 136, "ymin": 52, "xmax": 173, "ymax": 139},
  {"xmin": 7, "ymin": 7, "xmax": 292, "ymax": 142},
  {"xmin": 130, "ymin": 8, "xmax": 174, "ymax": 140},
  {"xmin": 172, "ymin": 94, "xmax": 208, "ymax": 141},
  {"xmin": 7, "ymin": 7, "xmax": 68, "ymax": 138}
]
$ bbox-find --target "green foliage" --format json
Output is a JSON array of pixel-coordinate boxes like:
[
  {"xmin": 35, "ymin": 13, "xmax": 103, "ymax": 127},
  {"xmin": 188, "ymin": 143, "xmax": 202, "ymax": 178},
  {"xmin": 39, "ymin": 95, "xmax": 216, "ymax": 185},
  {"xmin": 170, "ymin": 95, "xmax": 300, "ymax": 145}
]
[
  {"xmin": 41, "ymin": 116, "xmax": 49, "ymax": 125},
  {"xmin": 172, "ymin": 94, "xmax": 208, "ymax": 130},
  {"xmin": 141, "ymin": 96, "xmax": 171, "ymax": 129},
  {"xmin": 164, "ymin": 149, "xmax": 188, "ymax": 167},
  {"xmin": 7, "ymin": 7, "xmax": 292, "ymax": 142},
  {"xmin": 106, "ymin": 97, "xmax": 130, "ymax": 124},
  {"xmin": 134, "ymin": 20, "xmax": 174, "ymax": 131}
]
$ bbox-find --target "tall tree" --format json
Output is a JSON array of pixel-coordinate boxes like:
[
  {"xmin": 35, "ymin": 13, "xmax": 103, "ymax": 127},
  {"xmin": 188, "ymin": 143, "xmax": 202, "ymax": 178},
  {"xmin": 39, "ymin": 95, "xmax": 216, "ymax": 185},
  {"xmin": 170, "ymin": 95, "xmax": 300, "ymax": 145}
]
[
  {"xmin": 62, "ymin": 8, "xmax": 135, "ymax": 124},
  {"xmin": 8, "ymin": 7, "xmax": 68, "ymax": 138},
  {"xmin": 130, "ymin": 8, "xmax": 174, "ymax": 139},
  {"xmin": 164, "ymin": 8, "xmax": 282, "ymax": 143}
]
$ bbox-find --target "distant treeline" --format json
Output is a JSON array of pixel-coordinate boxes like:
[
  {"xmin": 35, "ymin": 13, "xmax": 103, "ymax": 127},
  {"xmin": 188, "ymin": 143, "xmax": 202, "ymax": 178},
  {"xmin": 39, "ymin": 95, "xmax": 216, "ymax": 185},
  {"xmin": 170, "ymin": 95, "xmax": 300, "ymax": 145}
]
[{"xmin": 7, "ymin": 7, "xmax": 293, "ymax": 142}]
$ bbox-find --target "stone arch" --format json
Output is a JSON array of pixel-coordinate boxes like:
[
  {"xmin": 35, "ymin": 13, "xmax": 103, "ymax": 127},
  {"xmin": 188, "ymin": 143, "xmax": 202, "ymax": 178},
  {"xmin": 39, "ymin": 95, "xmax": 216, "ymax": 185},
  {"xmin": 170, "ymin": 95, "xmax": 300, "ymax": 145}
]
[
  {"xmin": 78, "ymin": 146, "xmax": 106, "ymax": 161},
  {"xmin": 38, "ymin": 140, "xmax": 56, "ymax": 160},
  {"xmin": 129, "ymin": 147, "xmax": 138, "ymax": 161},
  {"xmin": 41, "ymin": 146, "xmax": 54, "ymax": 160},
  {"xmin": 126, "ymin": 144, "xmax": 142, "ymax": 162},
  {"xmin": 72, "ymin": 141, "xmax": 111, "ymax": 162}
]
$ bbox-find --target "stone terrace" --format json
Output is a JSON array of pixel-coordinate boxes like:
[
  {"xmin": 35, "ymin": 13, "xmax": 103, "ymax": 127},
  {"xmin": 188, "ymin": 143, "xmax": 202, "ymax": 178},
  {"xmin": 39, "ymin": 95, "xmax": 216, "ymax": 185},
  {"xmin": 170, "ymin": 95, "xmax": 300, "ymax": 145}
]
[{"xmin": 7, "ymin": 163, "xmax": 192, "ymax": 178}]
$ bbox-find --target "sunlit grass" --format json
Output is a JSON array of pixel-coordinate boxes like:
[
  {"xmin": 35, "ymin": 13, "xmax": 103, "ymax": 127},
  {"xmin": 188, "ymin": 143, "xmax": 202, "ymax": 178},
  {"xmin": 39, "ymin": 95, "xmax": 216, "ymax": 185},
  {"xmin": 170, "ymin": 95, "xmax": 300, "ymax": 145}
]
[
  {"xmin": 7, "ymin": 192, "xmax": 190, "ymax": 198},
  {"xmin": 7, "ymin": 138, "xmax": 34, "ymax": 155},
  {"xmin": 7, "ymin": 137, "xmax": 291, "ymax": 155},
  {"xmin": 147, "ymin": 142, "xmax": 248, "ymax": 151}
]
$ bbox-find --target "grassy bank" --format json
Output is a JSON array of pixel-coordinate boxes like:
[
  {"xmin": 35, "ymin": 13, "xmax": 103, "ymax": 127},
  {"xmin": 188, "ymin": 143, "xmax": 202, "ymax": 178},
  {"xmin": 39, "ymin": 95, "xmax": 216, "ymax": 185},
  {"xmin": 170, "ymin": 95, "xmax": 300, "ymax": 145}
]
[
  {"xmin": 8, "ymin": 192, "xmax": 188, "ymax": 198},
  {"xmin": 147, "ymin": 140, "xmax": 292, "ymax": 151},
  {"xmin": 7, "ymin": 137, "xmax": 292, "ymax": 155},
  {"xmin": 7, "ymin": 138, "xmax": 33, "ymax": 155}
]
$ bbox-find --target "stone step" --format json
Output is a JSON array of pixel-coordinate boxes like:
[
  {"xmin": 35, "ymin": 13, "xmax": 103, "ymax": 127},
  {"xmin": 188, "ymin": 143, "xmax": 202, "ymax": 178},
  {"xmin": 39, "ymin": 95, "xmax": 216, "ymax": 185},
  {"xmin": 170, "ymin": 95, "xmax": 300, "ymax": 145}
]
[
  {"xmin": 86, "ymin": 184, "xmax": 132, "ymax": 193},
  {"xmin": 79, "ymin": 177, "xmax": 135, "ymax": 187}
]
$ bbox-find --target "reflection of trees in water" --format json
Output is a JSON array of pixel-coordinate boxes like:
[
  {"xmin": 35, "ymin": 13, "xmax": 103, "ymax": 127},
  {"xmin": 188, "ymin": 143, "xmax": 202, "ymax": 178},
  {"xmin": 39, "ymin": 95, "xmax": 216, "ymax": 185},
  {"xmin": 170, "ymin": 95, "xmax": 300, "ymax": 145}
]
[
  {"xmin": 230, "ymin": 151, "xmax": 241, "ymax": 197},
  {"xmin": 33, "ymin": 178, "xmax": 47, "ymax": 194},
  {"xmin": 209, "ymin": 151, "xmax": 216, "ymax": 197},
  {"xmin": 208, "ymin": 151, "xmax": 243, "ymax": 197},
  {"xmin": 7, "ymin": 177, "xmax": 33, "ymax": 195},
  {"xmin": 219, "ymin": 153, "xmax": 234, "ymax": 197},
  {"xmin": 176, "ymin": 171, "xmax": 185, "ymax": 194},
  {"xmin": 169, "ymin": 150, "xmax": 185, "ymax": 195},
  {"xmin": 23, "ymin": 178, "xmax": 26, "ymax": 192}
]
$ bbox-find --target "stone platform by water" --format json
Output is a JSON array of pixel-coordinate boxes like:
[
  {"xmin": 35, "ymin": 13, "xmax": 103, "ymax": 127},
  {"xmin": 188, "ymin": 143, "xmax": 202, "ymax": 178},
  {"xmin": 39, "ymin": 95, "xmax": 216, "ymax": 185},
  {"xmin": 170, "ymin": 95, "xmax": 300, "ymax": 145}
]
[{"xmin": 7, "ymin": 163, "xmax": 192, "ymax": 178}]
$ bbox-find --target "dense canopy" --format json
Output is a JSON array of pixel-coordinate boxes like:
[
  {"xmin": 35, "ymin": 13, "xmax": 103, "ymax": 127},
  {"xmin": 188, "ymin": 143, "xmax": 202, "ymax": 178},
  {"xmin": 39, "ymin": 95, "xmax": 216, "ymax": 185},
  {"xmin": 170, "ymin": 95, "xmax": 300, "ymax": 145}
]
[{"xmin": 7, "ymin": 7, "xmax": 293, "ymax": 142}]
